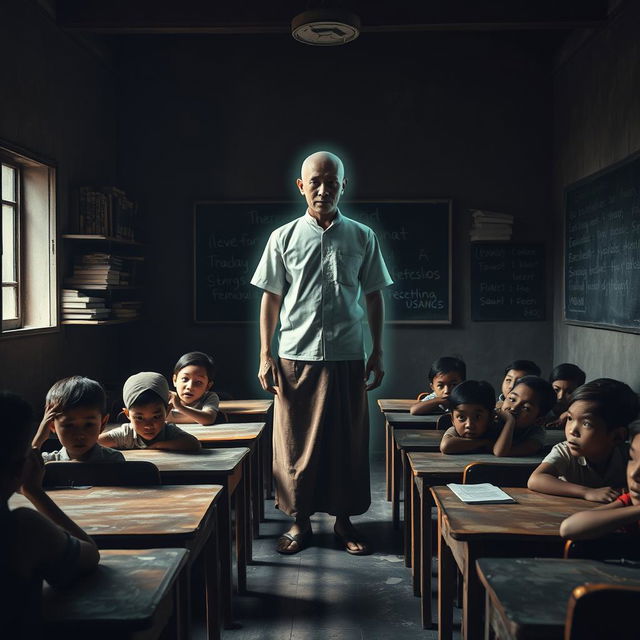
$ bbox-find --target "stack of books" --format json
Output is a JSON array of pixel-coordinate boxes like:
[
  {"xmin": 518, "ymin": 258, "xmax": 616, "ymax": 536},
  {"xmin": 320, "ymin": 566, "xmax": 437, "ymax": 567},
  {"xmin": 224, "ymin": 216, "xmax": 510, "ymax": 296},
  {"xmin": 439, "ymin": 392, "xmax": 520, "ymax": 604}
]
[
  {"xmin": 469, "ymin": 209, "xmax": 514, "ymax": 242},
  {"xmin": 64, "ymin": 253, "xmax": 127, "ymax": 289},
  {"xmin": 111, "ymin": 300, "xmax": 142, "ymax": 321},
  {"xmin": 76, "ymin": 186, "xmax": 138, "ymax": 240},
  {"xmin": 62, "ymin": 290, "xmax": 110, "ymax": 322}
]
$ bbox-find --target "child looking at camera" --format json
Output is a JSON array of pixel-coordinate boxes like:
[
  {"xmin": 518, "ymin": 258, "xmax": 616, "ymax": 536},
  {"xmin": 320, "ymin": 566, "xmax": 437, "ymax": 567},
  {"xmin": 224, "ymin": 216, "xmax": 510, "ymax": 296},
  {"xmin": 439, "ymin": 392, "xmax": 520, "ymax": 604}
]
[
  {"xmin": 529, "ymin": 379, "xmax": 637, "ymax": 502},
  {"xmin": 99, "ymin": 372, "xmax": 201, "ymax": 451},
  {"xmin": 496, "ymin": 359, "xmax": 541, "ymax": 406},
  {"xmin": 170, "ymin": 351, "xmax": 219, "ymax": 425},
  {"xmin": 440, "ymin": 380, "xmax": 498, "ymax": 454},
  {"xmin": 545, "ymin": 363, "xmax": 587, "ymax": 428},
  {"xmin": 560, "ymin": 418, "xmax": 640, "ymax": 540},
  {"xmin": 410, "ymin": 356, "xmax": 466, "ymax": 415},
  {"xmin": 493, "ymin": 375, "xmax": 556, "ymax": 457},
  {"xmin": 32, "ymin": 376, "xmax": 124, "ymax": 463},
  {"xmin": 1, "ymin": 391, "xmax": 100, "ymax": 636}
]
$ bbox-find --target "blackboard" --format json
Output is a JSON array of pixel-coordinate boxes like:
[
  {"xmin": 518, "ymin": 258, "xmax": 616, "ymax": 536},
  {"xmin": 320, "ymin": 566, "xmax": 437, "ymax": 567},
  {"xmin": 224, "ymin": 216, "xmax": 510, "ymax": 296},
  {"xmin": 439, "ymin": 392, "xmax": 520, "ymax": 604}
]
[
  {"xmin": 193, "ymin": 200, "xmax": 452, "ymax": 324},
  {"xmin": 564, "ymin": 152, "xmax": 640, "ymax": 333},
  {"xmin": 470, "ymin": 243, "xmax": 545, "ymax": 321}
]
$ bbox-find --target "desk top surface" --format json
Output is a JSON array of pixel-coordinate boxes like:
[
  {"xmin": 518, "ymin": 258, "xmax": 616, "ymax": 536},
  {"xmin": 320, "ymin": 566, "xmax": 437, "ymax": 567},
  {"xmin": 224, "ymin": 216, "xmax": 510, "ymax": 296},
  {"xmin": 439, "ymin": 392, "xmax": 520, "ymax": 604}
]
[
  {"xmin": 384, "ymin": 412, "xmax": 440, "ymax": 425},
  {"xmin": 122, "ymin": 447, "xmax": 250, "ymax": 473},
  {"xmin": 398, "ymin": 429, "xmax": 564, "ymax": 454},
  {"xmin": 219, "ymin": 399, "xmax": 273, "ymax": 415},
  {"xmin": 408, "ymin": 451, "xmax": 545, "ymax": 476},
  {"xmin": 377, "ymin": 399, "xmax": 414, "ymax": 412},
  {"xmin": 180, "ymin": 422, "xmax": 265, "ymax": 442},
  {"xmin": 43, "ymin": 548, "xmax": 189, "ymax": 629},
  {"xmin": 10, "ymin": 485, "xmax": 221, "ymax": 538},
  {"xmin": 430, "ymin": 487, "xmax": 596, "ymax": 539},
  {"xmin": 476, "ymin": 557, "xmax": 640, "ymax": 630}
]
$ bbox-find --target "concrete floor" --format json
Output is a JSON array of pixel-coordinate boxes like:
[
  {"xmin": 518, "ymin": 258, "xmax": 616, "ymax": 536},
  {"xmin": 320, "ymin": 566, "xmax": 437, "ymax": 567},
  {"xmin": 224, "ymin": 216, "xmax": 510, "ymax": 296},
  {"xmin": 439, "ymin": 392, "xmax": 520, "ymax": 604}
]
[{"xmin": 221, "ymin": 459, "xmax": 462, "ymax": 640}]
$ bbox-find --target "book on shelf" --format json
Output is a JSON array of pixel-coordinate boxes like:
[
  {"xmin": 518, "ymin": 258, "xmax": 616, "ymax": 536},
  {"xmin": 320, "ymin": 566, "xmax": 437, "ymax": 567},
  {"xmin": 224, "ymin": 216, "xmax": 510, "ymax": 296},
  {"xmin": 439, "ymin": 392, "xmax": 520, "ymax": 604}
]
[
  {"xmin": 62, "ymin": 301, "xmax": 106, "ymax": 309},
  {"xmin": 470, "ymin": 209, "xmax": 514, "ymax": 222},
  {"xmin": 63, "ymin": 313, "xmax": 111, "ymax": 320},
  {"xmin": 75, "ymin": 186, "xmax": 138, "ymax": 240},
  {"xmin": 446, "ymin": 483, "xmax": 516, "ymax": 504},
  {"xmin": 62, "ymin": 289, "xmax": 106, "ymax": 302}
]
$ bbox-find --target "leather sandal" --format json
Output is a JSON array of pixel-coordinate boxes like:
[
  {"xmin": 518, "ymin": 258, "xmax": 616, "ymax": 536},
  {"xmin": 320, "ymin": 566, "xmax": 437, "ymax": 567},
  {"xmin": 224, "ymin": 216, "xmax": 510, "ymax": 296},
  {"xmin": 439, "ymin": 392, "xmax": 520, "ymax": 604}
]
[
  {"xmin": 333, "ymin": 524, "xmax": 371, "ymax": 556},
  {"xmin": 276, "ymin": 527, "xmax": 312, "ymax": 555}
]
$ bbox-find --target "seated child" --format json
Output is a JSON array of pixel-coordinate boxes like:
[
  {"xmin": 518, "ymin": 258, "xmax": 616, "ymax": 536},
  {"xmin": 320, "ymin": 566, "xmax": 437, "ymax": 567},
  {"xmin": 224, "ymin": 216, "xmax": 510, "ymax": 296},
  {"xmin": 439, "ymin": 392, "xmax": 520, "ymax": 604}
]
[
  {"xmin": 170, "ymin": 351, "xmax": 220, "ymax": 425},
  {"xmin": 440, "ymin": 380, "xmax": 498, "ymax": 454},
  {"xmin": 496, "ymin": 359, "xmax": 541, "ymax": 406},
  {"xmin": 560, "ymin": 417, "xmax": 640, "ymax": 540},
  {"xmin": 545, "ymin": 363, "xmax": 587, "ymax": 428},
  {"xmin": 1, "ymin": 392, "xmax": 100, "ymax": 635},
  {"xmin": 410, "ymin": 356, "xmax": 466, "ymax": 415},
  {"xmin": 529, "ymin": 379, "xmax": 637, "ymax": 501},
  {"xmin": 99, "ymin": 372, "xmax": 201, "ymax": 451},
  {"xmin": 32, "ymin": 376, "xmax": 124, "ymax": 463},
  {"xmin": 493, "ymin": 375, "xmax": 556, "ymax": 457}
]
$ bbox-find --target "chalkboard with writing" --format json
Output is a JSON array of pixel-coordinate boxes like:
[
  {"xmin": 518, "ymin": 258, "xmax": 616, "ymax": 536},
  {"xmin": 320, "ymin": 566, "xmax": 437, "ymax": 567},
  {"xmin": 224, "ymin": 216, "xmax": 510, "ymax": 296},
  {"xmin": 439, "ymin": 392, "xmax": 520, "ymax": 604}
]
[
  {"xmin": 193, "ymin": 200, "xmax": 452, "ymax": 324},
  {"xmin": 470, "ymin": 244, "xmax": 545, "ymax": 321},
  {"xmin": 564, "ymin": 152, "xmax": 640, "ymax": 332}
]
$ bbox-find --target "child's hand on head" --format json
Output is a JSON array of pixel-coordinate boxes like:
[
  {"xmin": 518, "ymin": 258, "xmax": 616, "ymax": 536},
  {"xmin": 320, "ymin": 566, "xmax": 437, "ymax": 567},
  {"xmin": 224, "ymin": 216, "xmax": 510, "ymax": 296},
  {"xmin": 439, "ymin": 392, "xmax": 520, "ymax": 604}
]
[
  {"xmin": 494, "ymin": 407, "xmax": 513, "ymax": 423},
  {"xmin": 40, "ymin": 406, "xmax": 59, "ymax": 429},
  {"xmin": 169, "ymin": 391, "xmax": 183, "ymax": 411},
  {"xmin": 19, "ymin": 448, "xmax": 45, "ymax": 495},
  {"xmin": 584, "ymin": 486, "xmax": 622, "ymax": 503}
]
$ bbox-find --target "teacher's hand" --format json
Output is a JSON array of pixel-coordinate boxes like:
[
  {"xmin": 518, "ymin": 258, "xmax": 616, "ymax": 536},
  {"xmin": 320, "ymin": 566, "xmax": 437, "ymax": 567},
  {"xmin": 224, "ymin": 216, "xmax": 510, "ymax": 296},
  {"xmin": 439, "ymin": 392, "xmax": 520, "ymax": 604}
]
[
  {"xmin": 364, "ymin": 351, "xmax": 384, "ymax": 391},
  {"xmin": 258, "ymin": 353, "xmax": 279, "ymax": 395}
]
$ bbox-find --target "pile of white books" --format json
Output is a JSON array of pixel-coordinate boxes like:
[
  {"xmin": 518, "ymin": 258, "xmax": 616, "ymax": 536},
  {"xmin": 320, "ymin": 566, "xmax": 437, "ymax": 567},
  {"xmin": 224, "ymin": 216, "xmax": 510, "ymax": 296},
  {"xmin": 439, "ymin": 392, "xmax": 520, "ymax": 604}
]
[
  {"xmin": 61, "ymin": 289, "xmax": 110, "ymax": 321},
  {"xmin": 469, "ymin": 209, "xmax": 514, "ymax": 242},
  {"xmin": 64, "ymin": 253, "xmax": 126, "ymax": 289}
]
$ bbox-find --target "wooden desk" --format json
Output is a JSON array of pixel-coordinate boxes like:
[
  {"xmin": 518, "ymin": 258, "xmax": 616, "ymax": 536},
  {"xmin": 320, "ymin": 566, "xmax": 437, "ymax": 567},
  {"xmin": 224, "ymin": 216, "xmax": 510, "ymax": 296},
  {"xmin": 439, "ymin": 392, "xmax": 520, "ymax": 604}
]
[
  {"xmin": 377, "ymin": 398, "xmax": 415, "ymax": 412},
  {"xmin": 408, "ymin": 452, "xmax": 550, "ymax": 627},
  {"xmin": 181, "ymin": 422, "xmax": 266, "ymax": 536},
  {"xmin": 43, "ymin": 548, "xmax": 189, "ymax": 639},
  {"xmin": 11, "ymin": 485, "xmax": 222, "ymax": 639},
  {"xmin": 121, "ymin": 448, "xmax": 251, "ymax": 625},
  {"xmin": 431, "ymin": 487, "xmax": 596, "ymax": 640},
  {"xmin": 219, "ymin": 399, "xmax": 273, "ymax": 418},
  {"xmin": 476, "ymin": 557, "xmax": 640, "ymax": 640}
]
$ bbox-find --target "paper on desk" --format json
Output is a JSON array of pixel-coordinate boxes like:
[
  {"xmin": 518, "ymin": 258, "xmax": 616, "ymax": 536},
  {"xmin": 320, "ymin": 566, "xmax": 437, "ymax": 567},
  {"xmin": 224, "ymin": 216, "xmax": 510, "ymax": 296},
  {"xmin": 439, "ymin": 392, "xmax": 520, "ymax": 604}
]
[{"xmin": 446, "ymin": 483, "xmax": 516, "ymax": 504}]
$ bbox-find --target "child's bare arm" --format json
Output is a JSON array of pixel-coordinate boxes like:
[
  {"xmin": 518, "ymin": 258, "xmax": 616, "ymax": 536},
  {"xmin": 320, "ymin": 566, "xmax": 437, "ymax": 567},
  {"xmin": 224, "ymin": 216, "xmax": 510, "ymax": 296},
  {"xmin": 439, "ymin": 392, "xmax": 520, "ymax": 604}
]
[
  {"xmin": 440, "ymin": 434, "xmax": 493, "ymax": 454},
  {"xmin": 492, "ymin": 411, "xmax": 517, "ymax": 456},
  {"xmin": 528, "ymin": 462, "xmax": 622, "ymax": 502},
  {"xmin": 148, "ymin": 432, "xmax": 202, "ymax": 452},
  {"xmin": 169, "ymin": 392, "xmax": 217, "ymax": 425},
  {"xmin": 98, "ymin": 430, "xmax": 118, "ymax": 448},
  {"xmin": 410, "ymin": 397, "xmax": 447, "ymax": 415},
  {"xmin": 559, "ymin": 500, "xmax": 640, "ymax": 540},
  {"xmin": 32, "ymin": 407, "xmax": 59, "ymax": 449}
]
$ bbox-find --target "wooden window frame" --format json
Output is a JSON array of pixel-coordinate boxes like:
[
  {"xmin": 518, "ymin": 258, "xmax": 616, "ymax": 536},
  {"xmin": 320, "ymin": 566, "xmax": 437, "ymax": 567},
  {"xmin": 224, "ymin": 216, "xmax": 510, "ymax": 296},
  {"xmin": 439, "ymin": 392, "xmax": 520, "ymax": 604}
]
[{"xmin": 2, "ymin": 158, "xmax": 22, "ymax": 330}]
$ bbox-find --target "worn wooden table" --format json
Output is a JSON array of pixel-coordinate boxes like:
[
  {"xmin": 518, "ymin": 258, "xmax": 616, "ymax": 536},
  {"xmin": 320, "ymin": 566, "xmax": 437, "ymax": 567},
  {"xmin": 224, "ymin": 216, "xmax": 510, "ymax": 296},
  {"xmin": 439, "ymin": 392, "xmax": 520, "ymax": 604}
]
[
  {"xmin": 431, "ymin": 487, "xmax": 597, "ymax": 640},
  {"xmin": 181, "ymin": 422, "xmax": 266, "ymax": 535},
  {"xmin": 122, "ymin": 447, "xmax": 251, "ymax": 625},
  {"xmin": 11, "ymin": 485, "xmax": 222, "ymax": 639},
  {"xmin": 42, "ymin": 548, "xmax": 189, "ymax": 639},
  {"xmin": 476, "ymin": 557, "xmax": 640, "ymax": 640},
  {"xmin": 407, "ymin": 451, "xmax": 552, "ymax": 628},
  {"xmin": 220, "ymin": 400, "xmax": 274, "ymax": 500}
]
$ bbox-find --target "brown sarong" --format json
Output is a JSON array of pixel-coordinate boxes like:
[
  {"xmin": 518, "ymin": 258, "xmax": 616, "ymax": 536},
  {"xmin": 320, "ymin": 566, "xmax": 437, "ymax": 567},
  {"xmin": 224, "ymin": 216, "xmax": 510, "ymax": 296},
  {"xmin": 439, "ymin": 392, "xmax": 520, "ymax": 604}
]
[{"xmin": 273, "ymin": 358, "xmax": 370, "ymax": 518}]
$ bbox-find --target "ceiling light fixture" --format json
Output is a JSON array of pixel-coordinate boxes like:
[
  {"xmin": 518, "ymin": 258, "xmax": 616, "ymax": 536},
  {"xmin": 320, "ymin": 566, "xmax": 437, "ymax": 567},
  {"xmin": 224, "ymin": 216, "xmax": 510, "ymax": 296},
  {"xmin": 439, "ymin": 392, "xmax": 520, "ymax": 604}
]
[{"xmin": 291, "ymin": 9, "xmax": 361, "ymax": 46}]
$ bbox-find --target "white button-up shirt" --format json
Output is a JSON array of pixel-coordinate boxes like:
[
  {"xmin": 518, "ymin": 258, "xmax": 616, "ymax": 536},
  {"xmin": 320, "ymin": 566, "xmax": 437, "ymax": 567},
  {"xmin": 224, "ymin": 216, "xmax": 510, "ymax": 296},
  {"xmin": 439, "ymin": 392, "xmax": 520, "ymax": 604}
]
[{"xmin": 251, "ymin": 210, "xmax": 393, "ymax": 361}]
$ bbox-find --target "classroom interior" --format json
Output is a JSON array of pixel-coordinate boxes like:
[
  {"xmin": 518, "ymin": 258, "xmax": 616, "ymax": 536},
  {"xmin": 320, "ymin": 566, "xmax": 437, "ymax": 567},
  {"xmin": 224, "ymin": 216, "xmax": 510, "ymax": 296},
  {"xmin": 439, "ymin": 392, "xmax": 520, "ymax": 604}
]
[{"xmin": 2, "ymin": 0, "xmax": 640, "ymax": 639}]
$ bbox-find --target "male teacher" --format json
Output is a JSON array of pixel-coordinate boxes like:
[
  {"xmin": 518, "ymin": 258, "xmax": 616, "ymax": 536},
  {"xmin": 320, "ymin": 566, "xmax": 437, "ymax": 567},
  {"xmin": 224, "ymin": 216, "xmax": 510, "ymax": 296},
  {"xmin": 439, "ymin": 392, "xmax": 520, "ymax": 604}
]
[{"xmin": 251, "ymin": 151, "xmax": 393, "ymax": 555}]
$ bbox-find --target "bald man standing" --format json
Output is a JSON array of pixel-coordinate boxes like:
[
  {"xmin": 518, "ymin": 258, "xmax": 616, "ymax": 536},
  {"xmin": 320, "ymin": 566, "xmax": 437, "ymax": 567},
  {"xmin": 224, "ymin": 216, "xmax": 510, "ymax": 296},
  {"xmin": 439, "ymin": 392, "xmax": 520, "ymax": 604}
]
[{"xmin": 251, "ymin": 151, "xmax": 393, "ymax": 554}]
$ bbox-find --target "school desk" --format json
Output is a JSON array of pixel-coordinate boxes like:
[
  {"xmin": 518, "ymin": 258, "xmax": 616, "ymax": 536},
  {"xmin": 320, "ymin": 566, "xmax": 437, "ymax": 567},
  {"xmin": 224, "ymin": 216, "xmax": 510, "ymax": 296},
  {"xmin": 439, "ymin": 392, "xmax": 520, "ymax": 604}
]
[
  {"xmin": 407, "ymin": 452, "xmax": 551, "ymax": 627},
  {"xmin": 11, "ymin": 485, "xmax": 223, "ymax": 639},
  {"xmin": 42, "ymin": 548, "xmax": 189, "ymax": 640},
  {"xmin": 430, "ymin": 487, "xmax": 597, "ymax": 640},
  {"xmin": 476, "ymin": 557, "xmax": 640, "ymax": 640},
  {"xmin": 219, "ymin": 400, "xmax": 274, "ymax": 499},
  {"xmin": 397, "ymin": 430, "xmax": 565, "ymax": 549},
  {"xmin": 377, "ymin": 398, "xmax": 415, "ymax": 412},
  {"xmin": 180, "ymin": 422, "xmax": 266, "ymax": 536},
  {"xmin": 121, "ymin": 447, "xmax": 251, "ymax": 621},
  {"xmin": 383, "ymin": 411, "xmax": 440, "ymax": 502}
]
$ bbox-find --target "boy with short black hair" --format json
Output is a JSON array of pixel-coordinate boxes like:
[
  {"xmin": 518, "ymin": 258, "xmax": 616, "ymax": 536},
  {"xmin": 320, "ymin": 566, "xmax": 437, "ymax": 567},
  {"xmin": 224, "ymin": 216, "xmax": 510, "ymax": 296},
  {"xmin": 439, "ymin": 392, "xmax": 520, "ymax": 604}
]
[
  {"xmin": 32, "ymin": 376, "xmax": 124, "ymax": 463},
  {"xmin": 529, "ymin": 379, "xmax": 638, "ymax": 502},
  {"xmin": 170, "ymin": 351, "xmax": 220, "ymax": 425},
  {"xmin": 494, "ymin": 375, "xmax": 556, "ymax": 457},
  {"xmin": 99, "ymin": 372, "xmax": 201, "ymax": 451},
  {"xmin": 497, "ymin": 359, "xmax": 541, "ymax": 405},
  {"xmin": 545, "ymin": 363, "xmax": 587, "ymax": 427},
  {"xmin": 410, "ymin": 356, "xmax": 466, "ymax": 415}
]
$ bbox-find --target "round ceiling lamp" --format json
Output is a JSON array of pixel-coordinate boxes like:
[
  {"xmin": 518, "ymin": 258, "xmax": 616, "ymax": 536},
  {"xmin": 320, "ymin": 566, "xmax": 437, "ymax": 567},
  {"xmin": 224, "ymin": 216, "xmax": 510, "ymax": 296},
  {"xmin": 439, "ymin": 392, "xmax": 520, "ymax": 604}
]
[{"xmin": 291, "ymin": 9, "xmax": 361, "ymax": 46}]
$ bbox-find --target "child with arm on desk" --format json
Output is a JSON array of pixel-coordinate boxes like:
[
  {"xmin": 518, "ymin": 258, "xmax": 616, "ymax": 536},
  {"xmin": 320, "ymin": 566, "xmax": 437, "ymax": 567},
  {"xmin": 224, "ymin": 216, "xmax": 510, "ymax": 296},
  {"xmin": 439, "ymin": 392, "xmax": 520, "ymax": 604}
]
[
  {"xmin": 561, "ymin": 419, "xmax": 640, "ymax": 540},
  {"xmin": 410, "ymin": 356, "xmax": 466, "ymax": 415},
  {"xmin": 1, "ymin": 392, "xmax": 100, "ymax": 635},
  {"xmin": 31, "ymin": 376, "xmax": 124, "ymax": 463},
  {"xmin": 170, "ymin": 351, "xmax": 220, "ymax": 425},
  {"xmin": 99, "ymin": 372, "xmax": 201, "ymax": 452},
  {"xmin": 529, "ymin": 379, "xmax": 637, "ymax": 502},
  {"xmin": 493, "ymin": 375, "xmax": 556, "ymax": 457},
  {"xmin": 440, "ymin": 380, "xmax": 498, "ymax": 454},
  {"xmin": 496, "ymin": 359, "xmax": 541, "ymax": 407}
]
